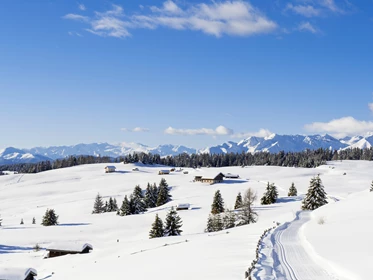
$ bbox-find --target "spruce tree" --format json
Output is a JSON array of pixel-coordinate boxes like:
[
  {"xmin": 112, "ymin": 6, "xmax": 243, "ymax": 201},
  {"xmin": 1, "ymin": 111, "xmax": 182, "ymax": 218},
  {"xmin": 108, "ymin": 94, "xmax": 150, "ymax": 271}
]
[
  {"xmin": 156, "ymin": 180, "xmax": 172, "ymax": 207},
  {"xmin": 213, "ymin": 214, "xmax": 224, "ymax": 231},
  {"xmin": 234, "ymin": 192, "xmax": 243, "ymax": 209},
  {"xmin": 92, "ymin": 193, "xmax": 105, "ymax": 214},
  {"xmin": 149, "ymin": 214, "xmax": 164, "ymax": 239},
  {"xmin": 223, "ymin": 209, "xmax": 236, "ymax": 229},
  {"xmin": 205, "ymin": 214, "xmax": 215, "ymax": 232},
  {"xmin": 20, "ymin": 218, "xmax": 24, "ymax": 225},
  {"xmin": 302, "ymin": 176, "xmax": 328, "ymax": 210},
  {"xmin": 164, "ymin": 207, "xmax": 183, "ymax": 236},
  {"xmin": 32, "ymin": 217, "xmax": 36, "ymax": 224},
  {"xmin": 211, "ymin": 190, "xmax": 225, "ymax": 214},
  {"xmin": 261, "ymin": 182, "xmax": 278, "ymax": 205},
  {"xmin": 112, "ymin": 198, "xmax": 118, "ymax": 212},
  {"xmin": 41, "ymin": 209, "xmax": 59, "ymax": 226},
  {"xmin": 145, "ymin": 183, "xmax": 157, "ymax": 208},
  {"xmin": 238, "ymin": 188, "xmax": 258, "ymax": 225},
  {"xmin": 288, "ymin": 182, "xmax": 297, "ymax": 196},
  {"xmin": 104, "ymin": 201, "xmax": 109, "ymax": 212},
  {"xmin": 132, "ymin": 185, "xmax": 147, "ymax": 214},
  {"xmin": 118, "ymin": 195, "xmax": 131, "ymax": 216}
]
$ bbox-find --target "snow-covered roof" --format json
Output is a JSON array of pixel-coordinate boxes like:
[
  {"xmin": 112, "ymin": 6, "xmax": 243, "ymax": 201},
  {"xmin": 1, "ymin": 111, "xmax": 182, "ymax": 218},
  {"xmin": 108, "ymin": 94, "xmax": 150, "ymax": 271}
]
[
  {"xmin": 224, "ymin": 173, "xmax": 239, "ymax": 178},
  {"xmin": 159, "ymin": 170, "xmax": 170, "ymax": 173},
  {"xmin": 105, "ymin": 166, "xmax": 116, "ymax": 169},
  {"xmin": 46, "ymin": 242, "xmax": 93, "ymax": 253},
  {"xmin": 176, "ymin": 203, "xmax": 190, "ymax": 208},
  {"xmin": 0, "ymin": 268, "xmax": 37, "ymax": 280}
]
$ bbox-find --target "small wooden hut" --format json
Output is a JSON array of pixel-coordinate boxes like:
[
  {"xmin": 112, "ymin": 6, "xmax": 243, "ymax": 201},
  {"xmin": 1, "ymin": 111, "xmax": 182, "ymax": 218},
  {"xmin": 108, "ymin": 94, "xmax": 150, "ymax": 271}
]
[{"xmin": 46, "ymin": 242, "xmax": 93, "ymax": 258}]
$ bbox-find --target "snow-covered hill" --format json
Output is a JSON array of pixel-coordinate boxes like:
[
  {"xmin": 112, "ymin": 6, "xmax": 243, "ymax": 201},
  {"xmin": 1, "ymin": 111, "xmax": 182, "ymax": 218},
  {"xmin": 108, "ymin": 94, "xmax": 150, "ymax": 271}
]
[
  {"xmin": 2, "ymin": 133, "xmax": 373, "ymax": 164},
  {"xmin": 0, "ymin": 161, "xmax": 372, "ymax": 279}
]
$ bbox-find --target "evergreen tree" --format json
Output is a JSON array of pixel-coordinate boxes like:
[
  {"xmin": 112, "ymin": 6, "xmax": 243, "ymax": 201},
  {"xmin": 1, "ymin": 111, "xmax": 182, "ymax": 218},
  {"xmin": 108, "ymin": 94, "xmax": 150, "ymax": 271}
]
[
  {"xmin": 20, "ymin": 218, "xmax": 24, "ymax": 225},
  {"xmin": 302, "ymin": 176, "xmax": 328, "ymax": 210},
  {"xmin": 106, "ymin": 197, "xmax": 118, "ymax": 212},
  {"xmin": 238, "ymin": 188, "xmax": 258, "ymax": 225},
  {"xmin": 164, "ymin": 207, "xmax": 183, "ymax": 236},
  {"xmin": 92, "ymin": 193, "xmax": 105, "ymax": 214},
  {"xmin": 214, "ymin": 214, "xmax": 224, "ymax": 231},
  {"xmin": 41, "ymin": 209, "xmax": 59, "ymax": 226},
  {"xmin": 261, "ymin": 182, "xmax": 278, "ymax": 205},
  {"xmin": 288, "ymin": 182, "xmax": 298, "ymax": 196},
  {"xmin": 118, "ymin": 195, "xmax": 131, "ymax": 216},
  {"xmin": 205, "ymin": 214, "xmax": 215, "ymax": 232},
  {"xmin": 104, "ymin": 201, "xmax": 109, "ymax": 212},
  {"xmin": 223, "ymin": 209, "xmax": 236, "ymax": 229},
  {"xmin": 32, "ymin": 217, "xmax": 35, "ymax": 224},
  {"xmin": 132, "ymin": 185, "xmax": 147, "ymax": 214},
  {"xmin": 211, "ymin": 190, "xmax": 225, "ymax": 214},
  {"xmin": 145, "ymin": 183, "xmax": 157, "ymax": 208},
  {"xmin": 113, "ymin": 198, "xmax": 118, "ymax": 211},
  {"xmin": 156, "ymin": 179, "xmax": 172, "ymax": 207},
  {"xmin": 370, "ymin": 181, "xmax": 373, "ymax": 192},
  {"xmin": 149, "ymin": 214, "xmax": 164, "ymax": 239},
  {"xmin": 234, "ymin": 192, "xmax": 243, "ymax": 209}
]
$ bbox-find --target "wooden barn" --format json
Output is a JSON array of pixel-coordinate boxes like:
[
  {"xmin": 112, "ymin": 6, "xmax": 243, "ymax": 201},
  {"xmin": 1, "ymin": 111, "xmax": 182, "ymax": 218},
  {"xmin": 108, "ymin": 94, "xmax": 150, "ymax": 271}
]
[
  {"xmin": 105, "ymin": 166, "xmax": 116, "ymax": 173},
  {"xmin": 201, "ymin": 173, "xmax": 224, "ymax": 184},
  {"xmin": 176, "ymin": 203, "xmax": 190, "ymax": 210},
  {"xmin": 158, "ymin": 170, "xmax": 170, "ymax": 175},
  {"xmin": 0, "ymin": 267, "xmax": 37, "ymax": 280},
  {"xmin": 45, "ymin": 242, "xmax": 93, "ymax": 258},
  {"xmin": 224, "ymin": 173, "xmax": 240, "ymax": 179},
  {"xmin": 194, "ymin": 176, "xmax": 202, "ymax": 182}
]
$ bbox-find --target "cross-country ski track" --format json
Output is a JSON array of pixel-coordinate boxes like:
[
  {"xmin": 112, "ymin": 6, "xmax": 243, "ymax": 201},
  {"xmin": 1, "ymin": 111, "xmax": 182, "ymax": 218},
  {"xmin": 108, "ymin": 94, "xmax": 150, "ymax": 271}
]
[{"xmin": 254, "ymin": 211, "xmax": 344, "ymax": 280}]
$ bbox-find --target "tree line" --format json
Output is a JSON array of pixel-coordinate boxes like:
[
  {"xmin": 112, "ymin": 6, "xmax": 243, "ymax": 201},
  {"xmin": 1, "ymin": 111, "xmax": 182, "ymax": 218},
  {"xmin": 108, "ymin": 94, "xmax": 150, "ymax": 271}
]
[{"xmin": 2, "ymin": 147, "xmax": 373, "ymax": 174}]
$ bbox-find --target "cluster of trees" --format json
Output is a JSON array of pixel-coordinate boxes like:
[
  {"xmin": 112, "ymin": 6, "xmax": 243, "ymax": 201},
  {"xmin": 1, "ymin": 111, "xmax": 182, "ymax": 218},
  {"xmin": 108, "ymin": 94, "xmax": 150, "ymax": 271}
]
[
  {"xmin": 261, "ymin": 183, "xmax": 278, "ymax": 205},
  {"xmin": 149, "ymin": 207, "xmax": 182, "ymax": 238},
  {"xmin": 206, "ymin": 189, "xmax": 258, "ymax": 233},
  {"xmin": 92, "ymin": 179, "xmax": 172, "ymax": 216},
  {"xmin": 20, "ymin": 217, "xmax": 36, "ymax": 225},
  {"xmin": 4, "ymin": 147, "xmax": 373, "ymax": 174}
]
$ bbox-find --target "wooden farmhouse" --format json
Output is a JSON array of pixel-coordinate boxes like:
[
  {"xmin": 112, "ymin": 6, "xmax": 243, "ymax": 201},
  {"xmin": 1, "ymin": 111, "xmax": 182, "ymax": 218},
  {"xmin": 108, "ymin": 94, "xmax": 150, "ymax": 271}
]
[
  {"xmin": 0, "ymin": 267, "xmax": 37, "ymax": 280},
  {"xmin": 158, "ymin": 170, "xmax": 170, "ymax": 175},
  {"xmin": 105, "ymin": 166, "xmax": 116, "ymax": 173},
  {"xmin": 45, "ymin": 242, "xmax": 93, "ymax": 258},
  {"xmin": 176, "ymin": 203, "xmax": 190, "ymax": 210},
  {"xmin": 194, "ymin": 173, "xmax": 224, "ymax": 184}
]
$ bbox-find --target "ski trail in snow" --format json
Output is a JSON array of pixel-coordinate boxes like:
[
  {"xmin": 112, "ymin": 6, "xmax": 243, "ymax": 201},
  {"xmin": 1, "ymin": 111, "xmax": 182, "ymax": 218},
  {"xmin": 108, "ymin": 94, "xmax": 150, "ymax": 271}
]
[{"xmin": 255, "ymin": 212, "xmax": 340, "ymax": 280}]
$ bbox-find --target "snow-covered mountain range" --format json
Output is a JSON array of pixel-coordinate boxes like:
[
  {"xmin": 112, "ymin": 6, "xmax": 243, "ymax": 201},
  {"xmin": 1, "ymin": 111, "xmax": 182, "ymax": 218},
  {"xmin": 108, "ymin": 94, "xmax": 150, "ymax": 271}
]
[{"xmin": 1, "ymin": 133, "xmax": 373, "ymax": 164}]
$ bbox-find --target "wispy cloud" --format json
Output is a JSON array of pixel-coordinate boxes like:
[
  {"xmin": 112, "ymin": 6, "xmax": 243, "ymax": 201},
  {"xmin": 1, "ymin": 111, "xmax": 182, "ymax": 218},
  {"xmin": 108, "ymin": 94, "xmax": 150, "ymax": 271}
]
[
  {"xmin": 232, "ymin": 128, "xmax": 273, "ymax": 139},
  {"xmin": 304, "ymin": 117, "xmax": 373, "ymax": 138},
  {"xmin": 319, "ymin": 0, "xmax": 342, "ymax": 13},
  {"xmin": 121, "ymin": 127, "xmax": 150, "ymax": 132},
  {"xmin": 63, "ymin": 1, "xmax": 277, "ymax": 38},
  {"xmin": 369, "ymin": 103, "xmax": 373, "ymax": 113},
  {"xmin": 285, "ymin": 4, "xmax": 321, "ymax": 17},
  {"xmin": 68, "ymin": 31, "xmax": 82, "ymax": 37},
  {"xmin": 297, "ymin": 21, "xmax": 318, "ymax": 33},
  {"xmin": 165, "ymin": 125, "xmax": 234, "ymax": 136},
  {"xmin": 78, "ymin": 4, "xmax": 86, "ymax": 11}
]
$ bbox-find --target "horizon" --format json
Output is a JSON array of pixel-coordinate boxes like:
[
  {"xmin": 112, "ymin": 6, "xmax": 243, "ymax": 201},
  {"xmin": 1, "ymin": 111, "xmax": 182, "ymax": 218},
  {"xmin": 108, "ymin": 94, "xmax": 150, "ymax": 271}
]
[{"xmin": 1, "ymin": 0, "xmax": 373, "ymax": 149}]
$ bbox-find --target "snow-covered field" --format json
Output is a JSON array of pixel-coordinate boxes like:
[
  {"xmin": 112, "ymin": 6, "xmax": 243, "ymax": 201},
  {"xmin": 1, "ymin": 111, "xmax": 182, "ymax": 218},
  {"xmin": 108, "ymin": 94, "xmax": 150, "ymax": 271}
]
[{"xmin": 0, "ymin": 161, "xmax": 372, "ymax": 279}]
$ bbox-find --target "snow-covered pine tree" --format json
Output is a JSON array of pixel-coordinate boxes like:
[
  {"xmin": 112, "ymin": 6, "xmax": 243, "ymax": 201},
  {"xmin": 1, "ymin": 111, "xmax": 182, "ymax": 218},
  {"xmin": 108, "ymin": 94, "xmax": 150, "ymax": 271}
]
[
  {"xmin": 41, "ymin": 209, "xmax": 59, "ymax": 226},
  {"xmin": 32, "ymin": 217, "xmax": 36, "ymax": 224},
  {"xmin": 156, "ymin": 179, "xmax": 172, "ymax": 207},
  {"xmin": 145, "ymin": 183, "xmax": 157, "ymax": 208},
  {"xmin": 113, "ymin": 198, "xmax": 118, "ymax": 212},
  {"xmin": 132, "ymin": 185, "xmax": 147, "ymax": 214},
  {"xmin": 238, "ymin": 188, "xmax": 258, "ymax": 225},
  {"xmin": 92, "ymin": 193, "xmax": 105, "ymax": 214},
  {"xmin": 268, "ymin": 183, "xmax": 278, "ymax": 203},
  {"xmin": 214, "ymin": 214, "xmax": 224, "ymax": 231},
  {"xmin": 288, "ymin": 182, "xmax": 297, "ymax": 196},
  {"xmin": 118, "ymin": 195, "xmax": 131, "ymax": 216},
  {"xmin": 261, "ymin": 182, "xmax": 271, "ymax": 205},
  {"xmin": 20, "ymin": 218, "xmax": 24, "ymax": 225},
  {"xmin": 211, "ymin": 190, "xmax": 225, "ymax": 214},
  {"xmin": 104, "ymin": 201, "xmax": 109, "ymax": 212},
  {"xmin": 302, "ymin": 175, "xmax": 328, "ymax": 210},
  {"xmin": 223, "ymin": 209, "xmax": 236, "ymax": 229},
  {"xmin": 164, "ymin": 207, "xmax": 183, "ymax": 236},
  {"xmin": 205, "ymin": 214, "xmax": 215, "ymax": 232},
  {"xmin": 234, "ymin": 192, "xmax": 243, "ymax": 209},
  {"xmin": 149, "ymin": 214, "xmax": 164, "ymax": 239}
]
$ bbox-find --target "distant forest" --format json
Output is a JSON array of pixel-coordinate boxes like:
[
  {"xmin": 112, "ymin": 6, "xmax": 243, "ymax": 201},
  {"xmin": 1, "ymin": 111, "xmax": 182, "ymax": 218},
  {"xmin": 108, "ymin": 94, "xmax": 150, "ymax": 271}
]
[{"xmin": 0, "ymin": 147, "xmax": 373, "ymax": 174}]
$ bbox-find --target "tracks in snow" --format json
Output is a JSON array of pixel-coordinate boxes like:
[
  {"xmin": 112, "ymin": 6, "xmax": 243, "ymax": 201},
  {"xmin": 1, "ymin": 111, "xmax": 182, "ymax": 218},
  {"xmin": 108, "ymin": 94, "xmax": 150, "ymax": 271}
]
[{"xmin": 254, "ymin": 212, "xmax": 339, "ymax": 280}]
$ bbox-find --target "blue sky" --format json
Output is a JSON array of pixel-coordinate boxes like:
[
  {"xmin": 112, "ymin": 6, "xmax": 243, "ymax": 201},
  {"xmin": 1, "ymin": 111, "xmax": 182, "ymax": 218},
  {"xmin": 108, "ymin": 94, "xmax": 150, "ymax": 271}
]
[{"xmin": 0, "ymin": 0, "xmax": 372, "ymax": 149}]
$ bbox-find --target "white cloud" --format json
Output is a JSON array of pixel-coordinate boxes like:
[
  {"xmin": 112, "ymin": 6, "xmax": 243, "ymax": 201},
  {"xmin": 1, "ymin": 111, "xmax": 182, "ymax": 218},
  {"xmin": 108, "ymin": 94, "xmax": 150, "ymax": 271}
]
[
  {"xmin": 285, "ymin": 4, "xmax": 321, "ymax": 17},
  {"xmin": 232, "ymin": 128, "xmax": 273, "ymax": 139},
  {"xmin": 68, "ymin": 31, "xmax": 83, "ymax": 37},
  {"xmin": 319, "ymin": 0, "xmax": 341, "ymax": 13},
  {"xmin": 78, "ymin": 4, "xmax": 86, "ymax": 11},
  {"xmin": 121, "ymin": 127, "xmax": 150, "ymax": 132},
  {"xmin": 164, "ymin": 125, "xmax": 234, "ymax": 136},
  {"xmin": 63, "ymin": 14, "xmax": 89, "ymax": 22},
  {"xmin": 369, "ymin": 103, "xmax": 373, "ymax": 113},
  {"xmin": 297, "ymin": 21, "xmax": 318, "ymax": 33},
  {"xmin": 304, "ymin": 116, "xmax": 373, "ymax": 138},
  {"xmin": 64, "ymin": 1, "xmax": 277, "ymax": 38}
]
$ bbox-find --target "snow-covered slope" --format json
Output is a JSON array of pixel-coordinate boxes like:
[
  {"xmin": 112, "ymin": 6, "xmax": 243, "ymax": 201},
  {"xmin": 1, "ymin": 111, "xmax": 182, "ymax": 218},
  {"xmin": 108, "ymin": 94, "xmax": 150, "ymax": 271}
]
[
  {"xmin": 0, "ymin": 147, "xmax": 51, "ymax": 165},
  {"xmin": 0, "ymin": 161, "xmax": 372, "ymax": 279}
]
